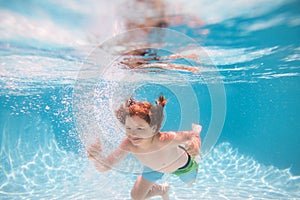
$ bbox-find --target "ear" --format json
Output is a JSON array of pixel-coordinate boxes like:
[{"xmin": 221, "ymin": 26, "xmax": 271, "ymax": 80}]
[{"xmin": 151, "ymin": 125, "xmax": 158, "ymax": 133}]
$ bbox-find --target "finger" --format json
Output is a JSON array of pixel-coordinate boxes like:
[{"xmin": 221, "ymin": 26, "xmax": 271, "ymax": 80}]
[
  {"xmin": 96, "ymin": 138, "xmax": 102, "ymax": 150},
  {"xmin": 198, "ymin": 125, "xmax": 202, "ymax": 135},
  {"xmin": 96, "ymin": 138, "xmax": 101, "ymax": 145},
  {"xmin": 87, "ymin": 151, "xmax": 94, "ymax": 159}
]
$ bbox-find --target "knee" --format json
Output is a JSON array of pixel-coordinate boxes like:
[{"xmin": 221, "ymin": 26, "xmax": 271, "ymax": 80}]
[{"xmin": 131, "ymin": 188, "xmax": 142, "ymax": 200}]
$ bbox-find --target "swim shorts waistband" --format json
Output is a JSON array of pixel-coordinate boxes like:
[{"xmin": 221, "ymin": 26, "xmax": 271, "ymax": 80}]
[{"xmin": 172, "ymin": 156, "xmax": 198, "ymax": 176}]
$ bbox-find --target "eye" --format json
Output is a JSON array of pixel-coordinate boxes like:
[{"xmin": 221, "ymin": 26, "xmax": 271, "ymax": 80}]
[
  {"xmin": 137, "ymin": 127, "xmax": 144, "ymax": 130},
  {"xmin": 126, "ymin": 127, "xmax": 131, "ymax": 130}
]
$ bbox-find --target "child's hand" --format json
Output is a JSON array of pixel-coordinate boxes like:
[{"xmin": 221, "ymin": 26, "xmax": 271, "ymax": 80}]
[
  {"xmin": 87, "ymin": 139, "xmax": 111, "ymax": 172},
  {"xmin": 185, "ymin": 137, "xmax": 201, "ymax": 157},
  {"xmin": 185, "ymin": 124, "xmax": 202, "ymax": 157},
  {"xmin": 87, "ymin": 139, "xmax": 102, "ymax": 161}
]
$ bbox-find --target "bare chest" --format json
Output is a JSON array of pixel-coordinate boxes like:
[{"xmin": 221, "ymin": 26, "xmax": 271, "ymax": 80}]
[{"xmin": 133, "ymin": 145, "xmax": 187, "ymax": 173}]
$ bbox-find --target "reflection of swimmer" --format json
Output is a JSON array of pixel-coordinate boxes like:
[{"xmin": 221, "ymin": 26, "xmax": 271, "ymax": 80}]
[
  {"xmin": 87, "ymin": 96, "xmax": 202, "ymax": 200},
  {"xmin": 116, "ymin": 0, "xmax": 207, "ymax": 34},
  {"xmin": 117, "ymin": 0, "xmax": 167, "ymax": 31},
  {"xmin": 119, "ymin": 49, "xmax": 201, "ymax": 73},
  {"xmin": 121, "ymin": 60, "xmax": 201, "ymax": 73}
]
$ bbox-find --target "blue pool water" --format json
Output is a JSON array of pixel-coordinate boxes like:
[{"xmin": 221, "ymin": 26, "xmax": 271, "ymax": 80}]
[{"xmin": 1, "ymin": 0, "xmax": 300, "ymax": 199}]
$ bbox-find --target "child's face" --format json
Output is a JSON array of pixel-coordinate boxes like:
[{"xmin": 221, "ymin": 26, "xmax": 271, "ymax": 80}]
[{"xmin": 125, "ymin": 115, "xmax": 157, "ymax": 146}]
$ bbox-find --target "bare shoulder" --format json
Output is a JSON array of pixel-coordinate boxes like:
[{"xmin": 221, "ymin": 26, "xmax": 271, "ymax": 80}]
[{"xmin": 119, "ymin": 138, "xmax": 133, "ymax": 152}]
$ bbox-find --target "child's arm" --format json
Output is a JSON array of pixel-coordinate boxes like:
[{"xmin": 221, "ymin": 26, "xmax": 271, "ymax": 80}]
[
  {"xmin": 87, "ymin": 138, "xmax": 131, "ymax": 172},
  {"xmin": 184, "ymin": 124, "xmax": 202, "ymax": 157},
  {"xmin": 160, "ymin": 124, "xmax": 202, "ymax": 157}
]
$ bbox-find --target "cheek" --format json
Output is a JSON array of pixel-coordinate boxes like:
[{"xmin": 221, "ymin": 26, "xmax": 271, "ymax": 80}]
[
  {"xmin": 125, "ymin": 129, "xmax": 133, "ymax": 136},
  {"xmin": 146, "ymin": 128, "xmax": 156, "ymax": 136}
]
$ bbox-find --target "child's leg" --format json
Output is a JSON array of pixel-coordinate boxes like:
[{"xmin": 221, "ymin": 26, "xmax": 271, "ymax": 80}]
[
  {"xmin": 178, "ymin": 168, "xmax": 198, "ymax": 185},
  {"xmin": 131, "ymin": 175, "xmax": 169, "ymax": 200},
  {"xmin": 146, "ymin": 182, "xmax": 169, "ymax": 200}
]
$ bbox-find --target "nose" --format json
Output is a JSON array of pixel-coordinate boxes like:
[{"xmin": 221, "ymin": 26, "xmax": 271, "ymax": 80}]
[{"xmin": 126, "ymin": 131, "xmax": 136, "ymax": 137}]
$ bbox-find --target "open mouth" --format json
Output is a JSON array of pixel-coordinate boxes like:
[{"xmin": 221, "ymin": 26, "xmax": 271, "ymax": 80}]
[{"xmin": 129, "ymin": 136, "xmax": 142, "ymax": 143}]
